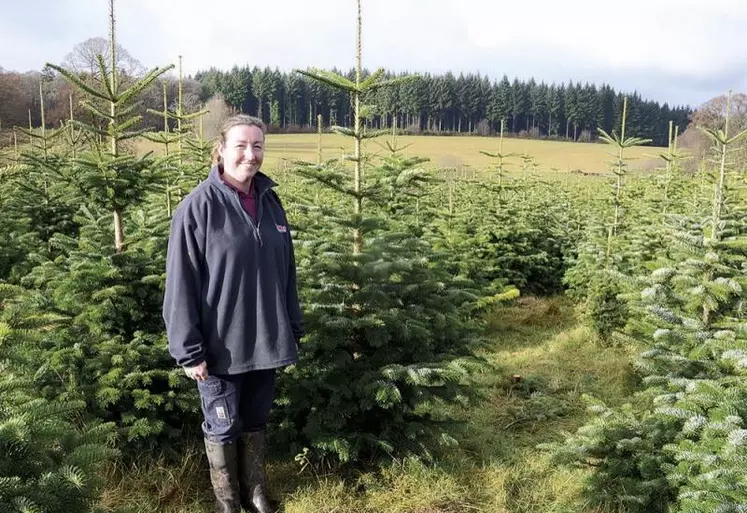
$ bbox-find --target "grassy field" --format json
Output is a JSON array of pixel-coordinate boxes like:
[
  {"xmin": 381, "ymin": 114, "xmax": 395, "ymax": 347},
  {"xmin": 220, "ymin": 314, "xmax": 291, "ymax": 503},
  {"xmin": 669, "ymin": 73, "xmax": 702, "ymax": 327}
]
[
  {"xmin": 101, "ymin": 297, "xmax": 639, "ymax": 513},
  {"xmin": 136, "ymin": 133, "xmax": 663, "ymax": 176}
]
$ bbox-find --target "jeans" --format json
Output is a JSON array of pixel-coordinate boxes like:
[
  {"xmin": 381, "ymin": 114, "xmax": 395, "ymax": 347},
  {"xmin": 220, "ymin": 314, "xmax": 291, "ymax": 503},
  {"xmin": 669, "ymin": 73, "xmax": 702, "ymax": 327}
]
[{"xmin": 197, "ymin": 369, "xmax": 276, "ymax": 444}]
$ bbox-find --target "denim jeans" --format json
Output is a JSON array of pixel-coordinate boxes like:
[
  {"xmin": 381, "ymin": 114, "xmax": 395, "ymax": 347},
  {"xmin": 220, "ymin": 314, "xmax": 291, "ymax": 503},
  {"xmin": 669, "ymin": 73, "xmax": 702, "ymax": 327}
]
[{"xmin": 196, "ymin": 369, "xmax": 276, "ymax": 444}]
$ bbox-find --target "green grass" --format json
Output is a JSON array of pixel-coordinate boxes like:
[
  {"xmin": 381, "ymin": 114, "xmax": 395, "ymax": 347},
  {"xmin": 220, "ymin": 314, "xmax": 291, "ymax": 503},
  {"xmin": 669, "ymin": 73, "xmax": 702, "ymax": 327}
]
[
  {"xmin": 100, "ymin": 296, "xmax": 640, "ymax": 513},
  {"xmin": 135, "ymin": 133, "xmax": 663, "ymax": 176}
]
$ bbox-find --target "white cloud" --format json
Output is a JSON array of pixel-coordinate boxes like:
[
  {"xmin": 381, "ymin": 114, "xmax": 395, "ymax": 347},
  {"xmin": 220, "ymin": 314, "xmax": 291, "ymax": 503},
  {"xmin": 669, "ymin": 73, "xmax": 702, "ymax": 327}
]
[
  {"xmin": 464, "ymin": 0, "xmax": 746, "ymax": 76},
  {"xmin": 119, "ymin": 0, "xmax": 359, "ymax": 73},
  {"xmin": 2, "ymin": 0, "xmax": 746, "ymax": 106}
]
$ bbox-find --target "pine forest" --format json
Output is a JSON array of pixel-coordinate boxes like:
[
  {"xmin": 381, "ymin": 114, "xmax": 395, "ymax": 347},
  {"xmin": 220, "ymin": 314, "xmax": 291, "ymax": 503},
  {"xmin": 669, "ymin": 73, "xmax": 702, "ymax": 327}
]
[{"xmin": 1, "ymin": 1, "xmax": 746, "ymax": 512}]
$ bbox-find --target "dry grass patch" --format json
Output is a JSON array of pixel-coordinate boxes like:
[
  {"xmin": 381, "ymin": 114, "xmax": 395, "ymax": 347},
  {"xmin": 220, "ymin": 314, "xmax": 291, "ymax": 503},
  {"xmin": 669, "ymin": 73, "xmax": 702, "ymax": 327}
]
[
  {"xmin": 99, "ymin": 446, "xmax": 211, "ymax": 513},
  {"xmin": 283, "ymin": 479, "xmax": 369, "ymax": 513},
  {"xmin": 364, "ymin": 458, "xmax": 478, "ymax": 513}
]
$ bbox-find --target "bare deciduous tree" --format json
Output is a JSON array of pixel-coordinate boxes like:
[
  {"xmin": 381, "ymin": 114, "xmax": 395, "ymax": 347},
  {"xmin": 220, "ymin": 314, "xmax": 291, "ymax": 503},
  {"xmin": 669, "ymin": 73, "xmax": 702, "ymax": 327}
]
[
  {"xmin": 681, "ymin": 93, "xmax": 747, "ymax": 169},
  {"xmin": 0, "ymin": 72, "xmax": 27, "ymax": 127},
  {"xmin": 201, "ymin": 94, "xmax": 232, "ymax": 141},
  {"xmin": 63, "ymin": 37, "xmax": 145, "ymax": 79}
]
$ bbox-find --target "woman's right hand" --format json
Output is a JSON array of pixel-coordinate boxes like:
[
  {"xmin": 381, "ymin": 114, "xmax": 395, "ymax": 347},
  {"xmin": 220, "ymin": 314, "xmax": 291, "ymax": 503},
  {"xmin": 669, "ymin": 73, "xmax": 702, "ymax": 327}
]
[{"xmin": 184, "ymin": 361, "xmax": 209, "ymax": 381}]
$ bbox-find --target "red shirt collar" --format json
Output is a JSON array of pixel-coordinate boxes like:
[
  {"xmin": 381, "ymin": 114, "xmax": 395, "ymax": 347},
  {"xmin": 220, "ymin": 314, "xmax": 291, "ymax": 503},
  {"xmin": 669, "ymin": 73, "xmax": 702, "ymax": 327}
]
[{"xmin": 219, "ymin": 171, "xmax": 255, "ymax": 197}]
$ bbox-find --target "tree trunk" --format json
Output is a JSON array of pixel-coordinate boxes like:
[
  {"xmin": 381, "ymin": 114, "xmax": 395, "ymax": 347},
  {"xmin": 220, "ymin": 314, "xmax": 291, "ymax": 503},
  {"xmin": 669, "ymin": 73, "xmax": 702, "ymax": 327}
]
[{"xmin": 114, "ymin": 209, "xmax": 125, "ymax": 252}]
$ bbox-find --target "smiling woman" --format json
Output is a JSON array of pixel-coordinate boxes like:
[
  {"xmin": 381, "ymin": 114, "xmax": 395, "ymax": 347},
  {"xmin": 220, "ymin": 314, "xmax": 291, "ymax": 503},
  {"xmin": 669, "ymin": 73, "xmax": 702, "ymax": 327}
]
[
  {"xmin": 163, "ymin": 114, "xmax": 304, "ymax": 513},
  {"xmin": 214, "ymin": 120, "xmax": 266, "ymax": 193}
]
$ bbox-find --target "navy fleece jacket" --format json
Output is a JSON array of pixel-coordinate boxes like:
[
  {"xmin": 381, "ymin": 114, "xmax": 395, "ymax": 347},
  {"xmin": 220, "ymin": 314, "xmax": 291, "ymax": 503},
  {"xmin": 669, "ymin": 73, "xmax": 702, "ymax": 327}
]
[{"xmin": 162, "ymin": 167, "xmax": 303, "ymax": 374}]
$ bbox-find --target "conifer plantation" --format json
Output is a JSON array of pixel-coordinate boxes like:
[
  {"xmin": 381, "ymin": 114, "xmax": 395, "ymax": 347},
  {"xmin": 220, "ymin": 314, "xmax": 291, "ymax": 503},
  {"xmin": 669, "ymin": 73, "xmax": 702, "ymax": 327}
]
[{"xmin": 2, "ymin": 1, "xmax": 747, "ymax": 512}]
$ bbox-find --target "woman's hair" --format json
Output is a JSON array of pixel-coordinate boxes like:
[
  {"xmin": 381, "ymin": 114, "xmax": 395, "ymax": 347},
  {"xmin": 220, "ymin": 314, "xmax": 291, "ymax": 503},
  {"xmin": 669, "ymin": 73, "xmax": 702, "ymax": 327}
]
[{"xmin": 211, "ymin": 114, "xmax": 267, "ymax": 165}]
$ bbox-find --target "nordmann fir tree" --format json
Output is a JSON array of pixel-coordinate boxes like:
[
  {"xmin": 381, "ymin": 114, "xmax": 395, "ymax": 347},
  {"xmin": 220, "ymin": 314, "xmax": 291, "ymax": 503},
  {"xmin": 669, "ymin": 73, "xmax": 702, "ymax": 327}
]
[
  {"xmin": 9, "ymin": 81, "xmax": 81, "ymax": 271},
  {"xmin": 564, "ymin": 97, "xmax": 651, "ymax": 343},
  {"xmin": 272, "ymin": 0, "xmax": 488, "ymax": 467},
  {"xmin": 425, "ymin": 172, "xmax": 569, "ymax": 296},
  {"xmin": 508, "ymin": 174, "xmax": 572, "ymax": 295},
  {"xmin": 594, "ymin": 97, "xmax": 651, "ymax": 340},
  {"xmin": 656, "ymin": 122, "xmax": 690, "ymax": 217},
  {"xmin": 0, "ymin": 284, "xmax": 119, "ymax": 513},
  {"xmin": 478, "ymin": 124, "xmax": 570, "ymax": 295},
  {"xmin": 0, "ymin": 378, "xmax": 118, "ymax": 513},
  {"xmin": 370, "ymin": 125, "xmax": 544, "ymax": 299},
  {"xmin": 612, "ymin": 123, "xmax": 693, "ymax": 285},
  {"xmin": 479, "ymin": 119, "xmax": 516, "ymax": 213},
  {"xmin": 9, "ymin": 0, "xmax": 200, "ymax": 448},
  {"xmin": 611, "ymin": 123, "xmax": 694, "ymax": 289},
  {"xmin": 142, "ymin": 80, "xmax": 183, "ymax": 218},
  {"xmin": 427, "ymin": 123, "xmax": 517, "ymax": 292},
  {"xmin": 370, "ymin": 120, "xmax": 440, "ymax": 233},
  {"xmin": 641, "ymin": 91, "xmax": 747, "ymax": 513},
  {"xmin": 142, "ymin": 55, "xmax": 210, "ymax": 217},
  {"xmin": 61, "ymin": 93, "xmax": 86, "ymax": 160},
  {"xmin": 45, "ymin": 0, "xmax": 173, "ymax": 252},
  {"xmin": 0, "ymin": 151, "xmax": 38, "ymax": 282},
  {"xmin": 422, "ymin": 120, "xmax": 569, "ymax": 298},
  {"xmin": 548, "ymin": 91, "xmax": 747, "ymax": 513}
]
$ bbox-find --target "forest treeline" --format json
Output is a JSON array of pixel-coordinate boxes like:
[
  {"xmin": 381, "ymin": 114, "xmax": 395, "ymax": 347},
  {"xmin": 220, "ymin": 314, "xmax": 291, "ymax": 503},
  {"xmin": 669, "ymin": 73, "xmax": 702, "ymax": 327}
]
[
  {"xmin": 2, "ymin": 54, "xmax": 691, "ymax": 147},
  {"xmin": 195, "ymin": 66, "xmax": 692, "ymax": 146}
]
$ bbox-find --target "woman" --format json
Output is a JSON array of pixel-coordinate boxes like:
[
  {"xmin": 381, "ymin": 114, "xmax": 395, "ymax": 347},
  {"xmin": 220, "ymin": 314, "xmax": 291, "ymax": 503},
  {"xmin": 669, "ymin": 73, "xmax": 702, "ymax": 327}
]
[{"xmin": 163, "ymin": 114, "xmax": 303, "ymax": 513}]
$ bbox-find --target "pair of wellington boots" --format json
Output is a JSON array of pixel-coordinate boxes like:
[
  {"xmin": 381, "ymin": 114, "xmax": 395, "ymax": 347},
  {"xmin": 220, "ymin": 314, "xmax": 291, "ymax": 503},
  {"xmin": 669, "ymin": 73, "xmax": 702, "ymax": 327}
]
[{"xmin": 204, "ymin": 430, "xmax": 277, "ymax": 513}]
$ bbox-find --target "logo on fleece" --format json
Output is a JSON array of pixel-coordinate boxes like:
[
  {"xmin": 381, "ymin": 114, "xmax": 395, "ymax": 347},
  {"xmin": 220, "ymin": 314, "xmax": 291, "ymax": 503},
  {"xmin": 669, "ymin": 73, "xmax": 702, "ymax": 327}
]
[{"xmin": 276, "ymin": 225, "xmax": 288, "ymax": 233}]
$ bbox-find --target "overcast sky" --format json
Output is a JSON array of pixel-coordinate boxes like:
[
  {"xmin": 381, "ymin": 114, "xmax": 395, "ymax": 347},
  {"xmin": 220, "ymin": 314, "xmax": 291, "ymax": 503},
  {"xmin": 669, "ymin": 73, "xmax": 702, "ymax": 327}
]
[{"xmin": 2, "ymin": 0, "xmax": 746, "ymax": 108}]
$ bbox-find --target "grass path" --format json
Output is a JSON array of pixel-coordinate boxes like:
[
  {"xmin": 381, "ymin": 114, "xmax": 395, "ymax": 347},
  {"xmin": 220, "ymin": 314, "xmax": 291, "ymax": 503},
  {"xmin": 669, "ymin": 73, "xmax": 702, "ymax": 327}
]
[{"xmin": 101, "ymin": 297, "xmax": 638, "ymax": 512}]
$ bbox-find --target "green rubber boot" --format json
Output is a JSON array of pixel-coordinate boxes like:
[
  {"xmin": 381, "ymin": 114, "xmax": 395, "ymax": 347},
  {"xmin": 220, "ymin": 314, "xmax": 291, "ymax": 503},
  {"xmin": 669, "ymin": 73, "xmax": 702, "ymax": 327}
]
[
  {"xmin": 238, "ymin": 430, "xmax": 277, "ymax": 513},
  {"xmin": 204, "ymin": 438, "xmax": 242, "ymax": 513}
]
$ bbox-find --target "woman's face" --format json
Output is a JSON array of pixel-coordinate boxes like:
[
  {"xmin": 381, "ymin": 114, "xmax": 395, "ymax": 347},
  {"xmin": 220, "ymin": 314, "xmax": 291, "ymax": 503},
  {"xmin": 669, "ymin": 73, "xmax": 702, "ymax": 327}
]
[{"xmin": 219, "ymin": 124, "xmax": 265, "ymax": 185}]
